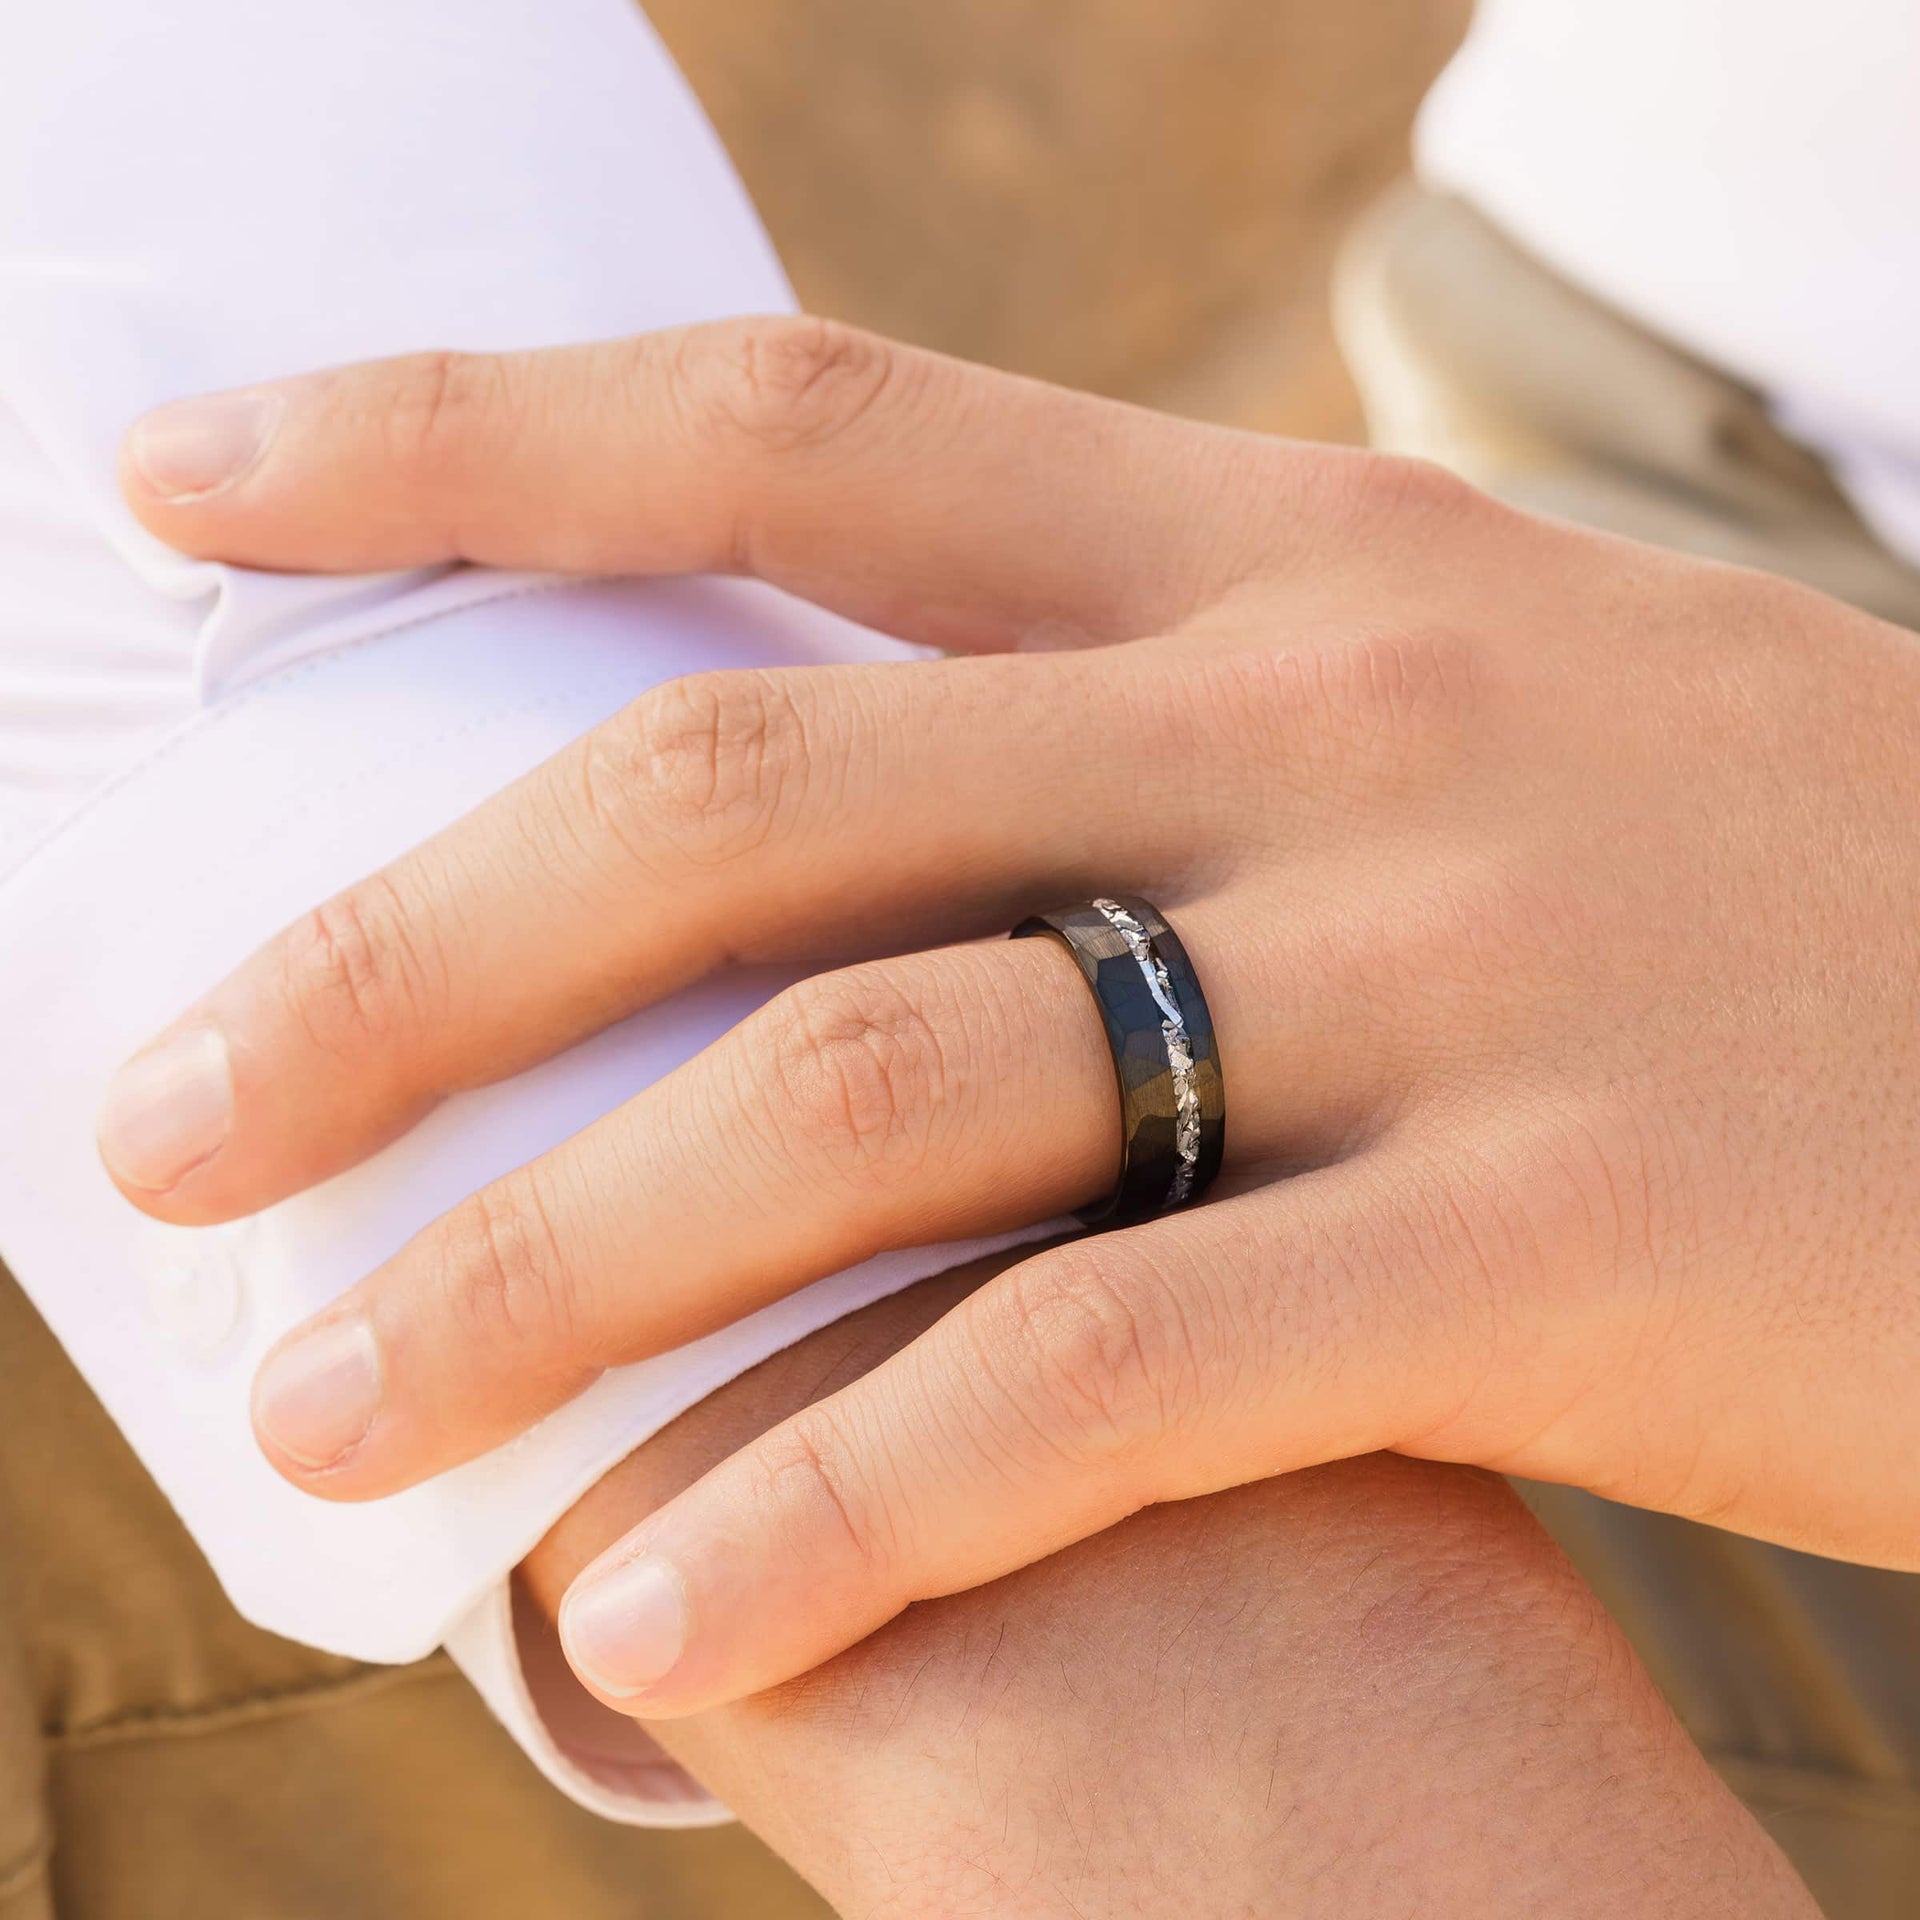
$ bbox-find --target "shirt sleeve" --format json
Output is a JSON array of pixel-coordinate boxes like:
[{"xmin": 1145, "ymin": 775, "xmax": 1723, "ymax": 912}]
[{"xmin": 0, "ymin": 0, "xmax": 1058, "ymax": 1822}]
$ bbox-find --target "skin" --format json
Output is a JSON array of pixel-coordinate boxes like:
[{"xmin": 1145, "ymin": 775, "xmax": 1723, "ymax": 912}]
[
  {"xmin": 99, "ymin": 317, "xmax": 1920, "ymax": 1721},
  {"xmin": 519, "ymin": 1251, "xmax": 1817, "ymax": 1917}
]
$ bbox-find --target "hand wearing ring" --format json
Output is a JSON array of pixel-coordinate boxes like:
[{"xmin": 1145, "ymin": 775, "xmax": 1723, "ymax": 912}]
[{"xmin": 100, "ymin": 317, "xmax": 1920, "ymax": 1717}]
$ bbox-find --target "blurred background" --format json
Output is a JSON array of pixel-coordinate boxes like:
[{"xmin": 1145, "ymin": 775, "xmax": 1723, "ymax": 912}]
[{"xmin": 648, "ymin": 0, "xmax": 1470, "ymax": 443}]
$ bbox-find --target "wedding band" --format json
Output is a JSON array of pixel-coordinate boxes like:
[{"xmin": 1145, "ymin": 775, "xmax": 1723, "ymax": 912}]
[{"xmin": 1013, "ymin": 895, "xmax": 1226, "ymax": 1226}]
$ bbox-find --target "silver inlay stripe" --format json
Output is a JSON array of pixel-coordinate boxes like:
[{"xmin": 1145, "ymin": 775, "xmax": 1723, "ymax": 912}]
[{"xmin": 1091, "ymin": 898, "xmax": 1201, "ymax": 1208}]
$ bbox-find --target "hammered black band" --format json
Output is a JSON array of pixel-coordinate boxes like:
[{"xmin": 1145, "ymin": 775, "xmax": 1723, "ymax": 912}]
[{"xmin": 1013, "ymin": 896, "xmax": 1226, "ymax": 1227}]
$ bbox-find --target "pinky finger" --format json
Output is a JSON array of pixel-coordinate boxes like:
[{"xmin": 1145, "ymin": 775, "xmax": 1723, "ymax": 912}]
[{"xmin": 554, "ymin": 1157, "xmax": 1486, "ymax": 1717}]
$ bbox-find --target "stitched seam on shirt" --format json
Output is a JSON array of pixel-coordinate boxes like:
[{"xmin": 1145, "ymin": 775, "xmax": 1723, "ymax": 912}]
[
  {"xmin": 168, "ymin": 672, "xmax": 632, "ymax": 908},
  {"xmin": 49, "ymin": 1657, "xmax": 458, "ymax": 1750},
  {"xmin": 0, "ymin": 573, "xmax": 576, "ymax": 892}
]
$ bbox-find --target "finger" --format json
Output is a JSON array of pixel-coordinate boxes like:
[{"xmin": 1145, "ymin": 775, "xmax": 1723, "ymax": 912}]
[
  {"xmin": 97, "ymin": 644, "xmax": 1255, "ymax": 1225},
  {"xmin": 119, "ymin": 315, "xmax": 1350, "ymax": 653},
  {"xmin": 244, "ymin": 937, "xmax": 1114, "ymax": 1498},
  {"xmin": 550, "ymin": 1159, "xmax": 1501, "ymax": 1716},
  {"xmin": 518, "ymin": 1252, "xmax": 1027, "ymax": 1620},
  {"xmin": 249, "ymin": 886, "xmax": 1402, "ymax": 1501}
]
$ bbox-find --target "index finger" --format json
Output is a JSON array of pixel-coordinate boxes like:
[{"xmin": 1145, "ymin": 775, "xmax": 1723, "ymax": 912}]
[{"xmin": 119, "ymin": 316, "xmax": 1351, "ymax": 653}]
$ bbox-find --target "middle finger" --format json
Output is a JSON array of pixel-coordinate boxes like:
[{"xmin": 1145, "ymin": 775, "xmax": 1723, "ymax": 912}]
[{"xmin": 100, "ymin": 644, "xmax": 1259, "ymax": 1225}]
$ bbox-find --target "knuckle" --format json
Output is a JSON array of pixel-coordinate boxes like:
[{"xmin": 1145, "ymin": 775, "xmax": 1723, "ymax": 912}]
[
  {"xmin": 376, "ymin": 347, "xmax": 502, "ymax": 478},
  {"xmin": 275, "ymin": 875, "xmax": 445, "ymax": 1059},
  {"xmin": 698, "ymin": 315, "xmax": 900, "ymax": 458},
  {"xmin": 434, "ymin": 1174, "xmax": 580, "ymax": 1360},
  {"xmin": 752, "ymin": 969, "xmax": 952, "ymax": 1183},
  {"xmin": 1454, "ymin": 849, "xmax": 1591, "ymax": 989},
  {"xmin": 1354, "ymin": 845, "xmax": 1578, "ymax": 1018},
  {"xmin": 982, "ymin": 1244, "xmax": 1200, "ymax": 1472},
  {"xmin": 1348, "ymin": 450, "xmax": 1486, "ymax": 530},
  {"xmin": 1217, "ymin": 621, "xmax": 1483, "ymax": 797},
  {"xmin": 747, "ymin": 1407, "xmax": 898, "ymax": 1578},
  {"xmin": 583, "ymin": 670, "xmax": 808, "ymax": 870}
]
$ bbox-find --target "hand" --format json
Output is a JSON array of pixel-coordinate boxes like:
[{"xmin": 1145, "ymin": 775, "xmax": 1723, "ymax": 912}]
[
  {"xmin": 519, "ymin": 1252, "xmax": 1815, "ymax": 1918},
  {"xmin": 103, "ymin": 318, "xmax": 1920, "ymax": 1715}
]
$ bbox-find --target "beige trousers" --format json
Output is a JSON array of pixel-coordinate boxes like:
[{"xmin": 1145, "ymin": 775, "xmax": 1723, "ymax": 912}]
[
  {"xmin": 1338, "ymin": 184, "xmax": 1920, "ymax": 1920},
  {"xmin": 0, "ymin": 1268, "xmax": 829, "ymax": 1920}
]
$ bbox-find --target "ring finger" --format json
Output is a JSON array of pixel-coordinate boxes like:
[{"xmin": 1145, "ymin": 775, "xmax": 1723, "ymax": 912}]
[{"xmin": 248, "ymin": 891, "xmax": 1365, "ymax": 1501}]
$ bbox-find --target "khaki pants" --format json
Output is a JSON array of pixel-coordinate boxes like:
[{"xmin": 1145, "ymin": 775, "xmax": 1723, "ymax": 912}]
[
  {"xmin": 1338, "ymin": 185, "xmax": 1920, "ymax": 1920},
  {"xmin": 0, "ymin": 1269, "xmax": 829, "ymax": 1920}
]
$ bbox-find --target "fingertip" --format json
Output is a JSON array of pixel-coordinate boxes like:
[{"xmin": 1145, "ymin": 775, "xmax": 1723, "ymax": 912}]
[
  {"xmin": 120, "ymin": 387, "xmax": 286, "ymax": 521},
  {"xmin": 547, "ymin": 1435, "xmax": 902, "ymax": 1718},
  {"xmin": 558, "ymin": 1552, "xmax": 693, "ymax": 1710},
  {"xmin": 250, "ymin": 1310, "xmax": 388, "ymax": 1497},
  {"xmin": 96, "ymin": 1024, "xmax": 235, "ymax": 1209}
]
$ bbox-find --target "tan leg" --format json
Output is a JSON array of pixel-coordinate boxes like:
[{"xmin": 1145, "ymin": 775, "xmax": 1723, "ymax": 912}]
[{"xmin": 0, "ymin": 1573, "xmax": 50, "ymax": 1920}]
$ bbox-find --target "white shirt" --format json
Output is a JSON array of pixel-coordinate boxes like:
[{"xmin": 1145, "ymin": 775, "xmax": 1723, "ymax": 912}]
[
  {"xmin": 1418, "ymin": 0, "xmax": 1920, "ymax": 566},
  {"xmin": 0, "ymin": 0, "xmax": 1053, "ymax": 1824}
]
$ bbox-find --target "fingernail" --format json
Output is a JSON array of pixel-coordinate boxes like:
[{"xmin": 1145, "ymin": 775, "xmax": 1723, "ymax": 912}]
[
  {"xmin": 560, "ymin": 1557, "xmax": 689, "ymax": 1698},
  {"xmin": 128, "ymin": 389, "xmax": 282, "ymax": 502},
  {"xmin": 97, "ymin": 1026, "xmax": 234, "ymax": 1192},
  {"xmin": 253, "ymin": 1316, "xmax": 382, "ymax": 1470}
]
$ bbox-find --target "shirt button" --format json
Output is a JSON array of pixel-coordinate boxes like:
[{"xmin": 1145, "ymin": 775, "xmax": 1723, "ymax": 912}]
[{"xmin": 148, "ymin": 1244, "xmax": 245, "ymax": 1361}]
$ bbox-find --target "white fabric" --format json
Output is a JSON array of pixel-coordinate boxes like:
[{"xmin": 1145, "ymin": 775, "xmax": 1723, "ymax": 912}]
[
  {"xmin": 0, "ymin": 0, "xmax": 1057, "ymax": 1824},
  {"xmin": 1417, "ymin": 0, "xmax": 1920, "ymax": 568}
]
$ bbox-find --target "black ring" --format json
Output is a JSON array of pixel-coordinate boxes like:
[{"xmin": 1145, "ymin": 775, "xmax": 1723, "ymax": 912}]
[{"xmin": 1012, "ymin": 896, "xmax": 1226, "ymax": 1227}]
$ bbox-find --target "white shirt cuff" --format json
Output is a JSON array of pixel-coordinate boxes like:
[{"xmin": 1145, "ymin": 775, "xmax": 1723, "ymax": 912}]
[{"xmin": 447, "ymin": 1580, "xmax": 731, "ymax": 1827}]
